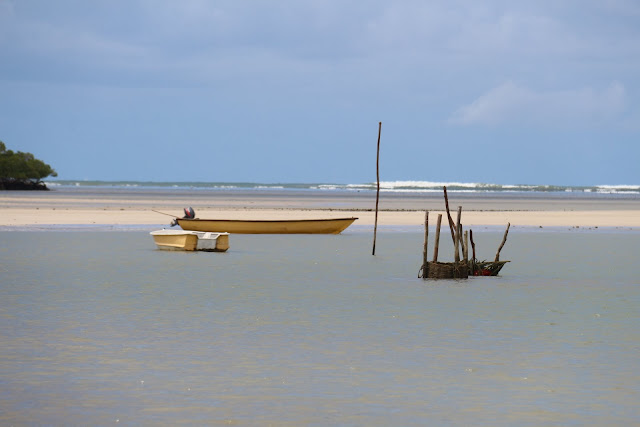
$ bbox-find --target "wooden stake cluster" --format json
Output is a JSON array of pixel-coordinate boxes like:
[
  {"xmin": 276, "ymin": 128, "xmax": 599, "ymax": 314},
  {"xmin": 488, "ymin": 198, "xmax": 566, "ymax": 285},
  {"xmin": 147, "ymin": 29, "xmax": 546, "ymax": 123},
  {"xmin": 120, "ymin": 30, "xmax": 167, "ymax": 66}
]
[
  {"xmin": 419, "ymin": 207, "xmax": 468, "ymax": 279},
  {"xmin": 419, "ymin": 187, "xmax": 510, "ymax": 279}
]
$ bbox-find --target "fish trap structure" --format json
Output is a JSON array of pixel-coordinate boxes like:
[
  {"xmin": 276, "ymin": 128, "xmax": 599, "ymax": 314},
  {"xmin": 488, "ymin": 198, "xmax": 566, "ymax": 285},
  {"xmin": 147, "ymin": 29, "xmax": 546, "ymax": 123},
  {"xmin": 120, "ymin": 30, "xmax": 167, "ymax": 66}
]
[
  {"xmin": 418, "ymin": 187, "xmax": 510, "ymax": 280},
  {"xmin": 424, "ymin": 260, "xmax": 469, "ymax": 279}
]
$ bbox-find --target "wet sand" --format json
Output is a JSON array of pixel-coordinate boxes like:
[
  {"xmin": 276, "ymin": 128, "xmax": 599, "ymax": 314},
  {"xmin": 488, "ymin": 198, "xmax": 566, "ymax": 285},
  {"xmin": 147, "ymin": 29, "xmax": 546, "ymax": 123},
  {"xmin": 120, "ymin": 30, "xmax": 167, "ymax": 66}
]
[{"xmin": 1, "ymin": 188, "xmax": 639, "ymax": 228}]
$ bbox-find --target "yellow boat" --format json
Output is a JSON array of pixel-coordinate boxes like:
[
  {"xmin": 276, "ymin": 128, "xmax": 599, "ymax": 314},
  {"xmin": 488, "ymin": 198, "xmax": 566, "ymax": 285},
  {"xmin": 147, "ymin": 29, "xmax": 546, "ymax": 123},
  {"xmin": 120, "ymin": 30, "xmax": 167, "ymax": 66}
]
[
  {"xmin": 176, "ymin": 217, "xmax": 358, "ymax": 234},
  {"xmin": 150, "ymin": 229, "xmax": 230, "ymax": 251}
]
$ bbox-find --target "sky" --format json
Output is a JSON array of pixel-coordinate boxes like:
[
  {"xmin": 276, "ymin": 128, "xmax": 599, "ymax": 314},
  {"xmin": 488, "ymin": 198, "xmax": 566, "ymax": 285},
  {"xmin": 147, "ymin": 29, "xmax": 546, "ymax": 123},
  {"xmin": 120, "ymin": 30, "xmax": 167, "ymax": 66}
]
[{"xmin": 1, "ymin": 0, "xmax": 639, "ymax": 185}]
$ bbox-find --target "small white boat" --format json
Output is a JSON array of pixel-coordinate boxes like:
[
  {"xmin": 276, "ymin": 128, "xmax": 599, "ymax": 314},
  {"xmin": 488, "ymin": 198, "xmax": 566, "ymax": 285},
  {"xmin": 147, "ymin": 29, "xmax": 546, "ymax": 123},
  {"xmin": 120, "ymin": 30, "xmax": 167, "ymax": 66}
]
[{"xmin": 150, "ymin": 229, "xmax": 229, "ymax": 252}]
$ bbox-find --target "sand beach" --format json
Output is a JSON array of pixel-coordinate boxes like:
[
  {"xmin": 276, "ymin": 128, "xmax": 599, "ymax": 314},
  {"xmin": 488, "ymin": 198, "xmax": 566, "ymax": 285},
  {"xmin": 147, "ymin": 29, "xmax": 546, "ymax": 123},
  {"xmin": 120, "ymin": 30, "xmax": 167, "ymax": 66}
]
[{"xmin": 1, "ymin": 187, "xmax": 639, "ymax": 229}]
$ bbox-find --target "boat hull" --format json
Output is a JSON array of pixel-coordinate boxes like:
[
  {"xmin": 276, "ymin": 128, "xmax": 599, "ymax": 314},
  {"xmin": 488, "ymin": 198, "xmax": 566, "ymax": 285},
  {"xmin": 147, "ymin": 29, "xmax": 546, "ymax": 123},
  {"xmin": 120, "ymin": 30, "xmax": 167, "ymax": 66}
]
[
  {"xmin": 150, "ymin": 230, "xmax": 229, "ymax": 251},
  {"xmin": 177, "ymin": 217, "xmax": 357, "ymax": 234}
]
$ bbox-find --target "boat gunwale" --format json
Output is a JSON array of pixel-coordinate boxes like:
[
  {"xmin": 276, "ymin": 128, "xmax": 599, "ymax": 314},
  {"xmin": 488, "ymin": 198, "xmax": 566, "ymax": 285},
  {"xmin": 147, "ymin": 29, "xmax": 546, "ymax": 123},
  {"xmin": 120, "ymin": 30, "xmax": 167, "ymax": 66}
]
[
  {"xmin": 176, "ymin": 217, "xmax": 358, "ymax": 234},
  {"xmin": 177, "ymin": 217, "xmax": 358, "ymax": 224}
]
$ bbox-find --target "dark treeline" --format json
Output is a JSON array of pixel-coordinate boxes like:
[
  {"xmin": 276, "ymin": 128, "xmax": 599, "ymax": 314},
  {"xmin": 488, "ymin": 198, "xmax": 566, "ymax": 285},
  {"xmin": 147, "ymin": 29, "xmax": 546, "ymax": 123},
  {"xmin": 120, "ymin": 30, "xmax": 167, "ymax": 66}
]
[{"xmin": 0, "ymin": 141, "xmax": 58, "ymax": 190}]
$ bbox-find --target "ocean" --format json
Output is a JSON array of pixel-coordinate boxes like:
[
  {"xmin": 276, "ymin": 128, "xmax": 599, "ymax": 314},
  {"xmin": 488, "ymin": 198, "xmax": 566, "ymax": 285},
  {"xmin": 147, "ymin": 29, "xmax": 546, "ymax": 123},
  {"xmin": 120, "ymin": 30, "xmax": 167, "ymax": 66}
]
[
  {"xmin": 46, "ymin": 179, "xmax": 640, "ymax": 195},
  {"xmin": 1, "ymin": 227, "xmax": 639, "ymax": 425}
]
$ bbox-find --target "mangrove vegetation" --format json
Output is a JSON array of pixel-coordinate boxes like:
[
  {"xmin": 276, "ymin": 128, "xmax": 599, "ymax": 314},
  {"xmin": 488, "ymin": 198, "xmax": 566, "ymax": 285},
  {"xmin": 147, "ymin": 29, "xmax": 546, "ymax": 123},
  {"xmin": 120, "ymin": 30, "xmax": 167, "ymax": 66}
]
[{"xmin": 0, "ymin": 141, "xmax": 58, "ymax": 190}]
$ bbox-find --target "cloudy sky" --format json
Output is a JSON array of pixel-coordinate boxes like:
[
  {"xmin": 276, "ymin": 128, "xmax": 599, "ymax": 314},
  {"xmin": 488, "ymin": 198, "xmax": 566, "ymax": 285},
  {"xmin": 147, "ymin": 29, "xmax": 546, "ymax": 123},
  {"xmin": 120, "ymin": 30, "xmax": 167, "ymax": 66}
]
[{"xmin": 1, "ymin": 0, "xmax": 638, "ymax": 185}]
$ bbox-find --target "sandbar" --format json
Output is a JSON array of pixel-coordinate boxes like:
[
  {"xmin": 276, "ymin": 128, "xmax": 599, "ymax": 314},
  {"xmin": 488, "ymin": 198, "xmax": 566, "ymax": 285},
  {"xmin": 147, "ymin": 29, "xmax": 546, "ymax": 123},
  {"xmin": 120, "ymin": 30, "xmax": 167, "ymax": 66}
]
[{"xmin": 1, "ymin": 188, "xmax": 639, "ymax": 229}]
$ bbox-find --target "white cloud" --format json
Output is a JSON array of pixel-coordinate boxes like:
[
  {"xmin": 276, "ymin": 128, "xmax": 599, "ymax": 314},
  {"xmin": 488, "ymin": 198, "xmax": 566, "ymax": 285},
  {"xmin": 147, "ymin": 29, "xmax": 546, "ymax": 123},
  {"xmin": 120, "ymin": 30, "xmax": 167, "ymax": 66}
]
[{"xmin": 449, "ymin": 81, "xmax": 627, "ymax": 127}]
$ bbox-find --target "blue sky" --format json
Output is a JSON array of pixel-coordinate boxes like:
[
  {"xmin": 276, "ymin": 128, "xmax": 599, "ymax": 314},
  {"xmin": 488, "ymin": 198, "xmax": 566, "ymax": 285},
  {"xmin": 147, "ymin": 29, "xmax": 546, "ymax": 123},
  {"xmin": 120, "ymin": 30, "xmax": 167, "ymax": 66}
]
[{"xmin": 1, "ymin": 0, "xmax": 638, "ymax": 185}]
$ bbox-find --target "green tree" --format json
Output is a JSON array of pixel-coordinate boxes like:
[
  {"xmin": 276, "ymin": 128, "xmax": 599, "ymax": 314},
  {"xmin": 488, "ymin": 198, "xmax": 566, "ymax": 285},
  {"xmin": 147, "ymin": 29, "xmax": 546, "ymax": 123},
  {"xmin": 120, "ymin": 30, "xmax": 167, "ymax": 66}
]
[{"xmin": 0, "ymin": 141, "xmax": 58, "ymax": 190}]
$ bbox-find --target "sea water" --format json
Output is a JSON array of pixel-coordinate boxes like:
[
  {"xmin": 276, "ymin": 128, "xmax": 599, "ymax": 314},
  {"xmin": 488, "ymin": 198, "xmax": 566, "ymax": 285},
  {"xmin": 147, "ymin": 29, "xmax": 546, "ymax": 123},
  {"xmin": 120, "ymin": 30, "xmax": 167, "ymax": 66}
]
[
  {"xmin": 45, "ymin": 179, "xmax": 640, "ymax": 195},
  {"xmin": 1, "ymin": 228, "xmax": 639, "ymax": 425}
]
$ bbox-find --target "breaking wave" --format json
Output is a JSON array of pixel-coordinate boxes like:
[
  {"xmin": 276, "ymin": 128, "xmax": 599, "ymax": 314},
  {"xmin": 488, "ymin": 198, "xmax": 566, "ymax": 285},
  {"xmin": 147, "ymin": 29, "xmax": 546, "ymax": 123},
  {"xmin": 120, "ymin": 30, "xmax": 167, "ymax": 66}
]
[{"xmin": 45, "ymin": 180, "xmax": 640, "ymax": 194}]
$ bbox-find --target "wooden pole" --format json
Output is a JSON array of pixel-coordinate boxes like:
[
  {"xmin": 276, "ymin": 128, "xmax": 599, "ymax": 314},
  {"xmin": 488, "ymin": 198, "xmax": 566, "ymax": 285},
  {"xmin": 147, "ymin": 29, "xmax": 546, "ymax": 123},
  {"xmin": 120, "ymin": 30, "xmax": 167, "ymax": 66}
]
[
  {"xmin": 454, "ymin": 206, "xmax": 462, "ymax": 263},
  {"xmin": 443, "ymin": 186, "xmax": 456, "ymax": 244},
  {"xmin": 494, "ymin": 222, "xmax": 511, "ymax": 262},
  {"xmin": 433, "ymin": 214, "xmax": 442, "ymax": 262},
  {"xmin": 469, "ymin": 228, "xmax": 476, "ymax": 274},
  {"xmin": 464, "ymin": 230, "xmax": 469, "ymax": 262},
  {"xmin": 420, "ymin": 211, "xmax": 429, "ymax": 277},
  {"xmin": 372, "ymin": 122, "xmax": 382, "ymax": 255},
  {"xmin": 470, "ymin": 229, "xmax": 476, "ymax": 261}
]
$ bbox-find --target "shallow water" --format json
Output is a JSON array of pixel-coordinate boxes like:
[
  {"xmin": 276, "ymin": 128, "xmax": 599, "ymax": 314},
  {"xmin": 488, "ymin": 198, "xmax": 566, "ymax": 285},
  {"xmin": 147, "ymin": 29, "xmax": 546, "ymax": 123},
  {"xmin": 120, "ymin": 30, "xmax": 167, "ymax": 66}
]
[{"xmin": 1, "ymin": 229, "xmax": 639, "ymax": 425}]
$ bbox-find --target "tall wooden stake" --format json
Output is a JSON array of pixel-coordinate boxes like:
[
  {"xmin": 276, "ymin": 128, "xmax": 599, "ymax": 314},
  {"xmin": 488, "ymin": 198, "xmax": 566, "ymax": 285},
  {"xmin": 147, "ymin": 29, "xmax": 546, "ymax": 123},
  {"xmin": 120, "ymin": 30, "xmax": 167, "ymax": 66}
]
[
  {"xmin": 420, "ymin": 211, "xmax": 429, "ymax": 277},
  {"xmin": 470, "ymin": 229, "xmax": 476, "ymax": 261},
  {"xmin": 372, "ymin": 121, "xmax": 382, "ymax": 255},
  {"xmin": 494, "ymin": 222, "xmax": 511, "ymax": 262},
  {"xmin": 433, "ymin": 214, "xmax": 442, "ymax": 262},
  {"xmin": 469, "ymin": 229, "xmax": 477, "ymax": 274},
  {"xmin": 443, "ymin": 186, "xmax": 456, "ymax": 244},
  {"xmin": 454, "ymin": 206, "xmax": 462, "ymax": 263},
  {"xmin": 464, "ymin": 230, "xmax": 469, "ymax": 262}
]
